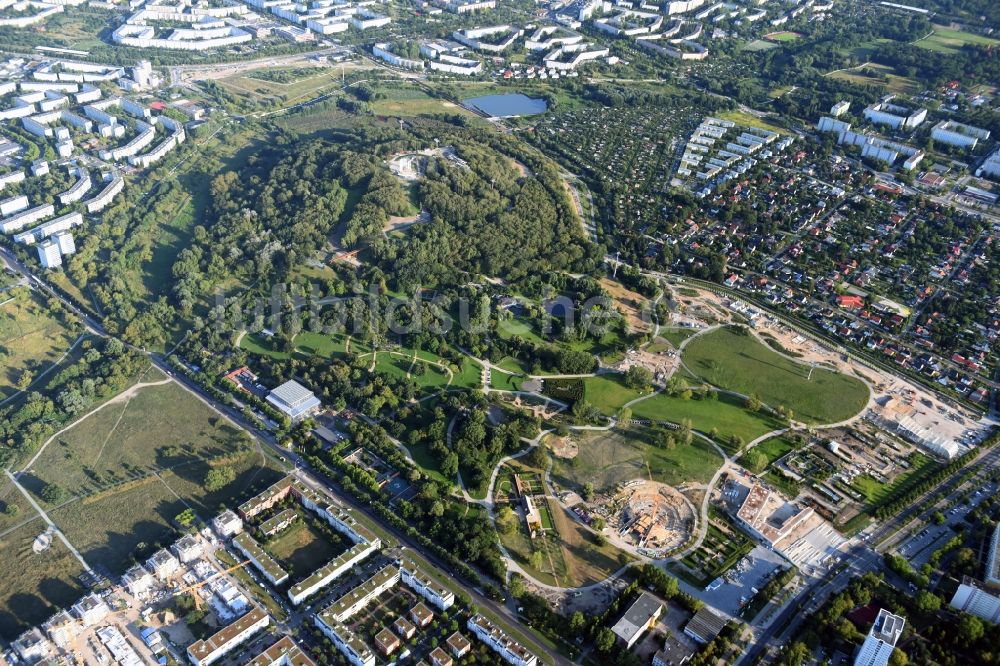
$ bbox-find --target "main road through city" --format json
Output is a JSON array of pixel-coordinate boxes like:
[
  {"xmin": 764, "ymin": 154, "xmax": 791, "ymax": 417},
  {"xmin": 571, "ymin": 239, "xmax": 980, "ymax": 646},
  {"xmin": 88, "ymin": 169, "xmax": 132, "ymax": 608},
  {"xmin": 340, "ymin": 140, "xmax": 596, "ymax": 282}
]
[{"xmin": 0, "ymin": 245, "xmax": 574, "ymax": 666}]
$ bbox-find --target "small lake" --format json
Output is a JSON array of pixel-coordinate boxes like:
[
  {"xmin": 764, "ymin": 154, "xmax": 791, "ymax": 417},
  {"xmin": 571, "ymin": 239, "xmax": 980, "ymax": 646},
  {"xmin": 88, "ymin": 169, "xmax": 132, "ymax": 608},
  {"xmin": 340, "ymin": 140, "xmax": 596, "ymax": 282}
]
[{"xmin": 464, "ymin": 93, "xmax": 548, "ymax": 118}]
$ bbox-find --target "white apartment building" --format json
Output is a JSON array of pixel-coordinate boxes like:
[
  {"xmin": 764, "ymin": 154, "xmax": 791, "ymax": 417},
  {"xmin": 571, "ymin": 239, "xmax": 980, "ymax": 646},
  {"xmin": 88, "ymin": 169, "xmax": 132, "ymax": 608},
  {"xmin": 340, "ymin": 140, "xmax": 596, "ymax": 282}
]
[
  {"xmin": 37, "ymin": 238, "xmax": 62, "ymax": 268},
  {"xmin": 1, "ymin": 203, "xmax": 54, "ymax": 234},
  {"xmin": 187, "ymin": 606, "xmax": 270, "ymax": 666},
  {"xmin": 854, "ymin": 609, "xmax": 904, "ymax": 666},
  {"xmin": 58, "ymin": 168, "xmax": 91, "ymax": 205},
  {"xmin": 53, "ymin": 231, "xmax": 76, "ymax": 257},
  {"xmin": 212, "ymin": 509, "xmax": 244, "ymax": 538},
  {"xmin": 71, "ymin": 592, "xmax": 111, "ymax": 627},
  {"xmin": 172, "ymin": 534, "xmax": 203, "ymax": 563},
  {"xmin": 0, "ymin": 194, "xmax": 28, "ymax": 217},
  {"xmin": 122, "ymin": 564, "xmax": 155, "ymax": 597},
  {"xmin": 146, "ymin": 548, "xmax": 180, "ymax": 580},
  {"xmin": 467, "ymin": 614, "xmax": 538, "ymax": 666},
  {"xmin": 951, "ymin": 580, "xmax": 1000, "ymax": 624},
  {"xmin": 15, "ymin": 211, "xmax": 84, "ymax": 245},
  {"xmin": 400, "ymin": 562, "xmax": 455, "ymax": 610},
  {"xmin": 84, "ymin": 173, "xmax": 124, "ymax": 213}
]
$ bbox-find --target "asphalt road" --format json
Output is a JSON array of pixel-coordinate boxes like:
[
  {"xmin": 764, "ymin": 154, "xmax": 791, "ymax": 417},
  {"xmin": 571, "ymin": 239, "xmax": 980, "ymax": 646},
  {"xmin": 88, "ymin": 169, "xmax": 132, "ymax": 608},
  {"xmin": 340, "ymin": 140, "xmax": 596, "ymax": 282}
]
[{"xmin": 1, "ymin": 244, "xmax": 572, "ymax": 666}]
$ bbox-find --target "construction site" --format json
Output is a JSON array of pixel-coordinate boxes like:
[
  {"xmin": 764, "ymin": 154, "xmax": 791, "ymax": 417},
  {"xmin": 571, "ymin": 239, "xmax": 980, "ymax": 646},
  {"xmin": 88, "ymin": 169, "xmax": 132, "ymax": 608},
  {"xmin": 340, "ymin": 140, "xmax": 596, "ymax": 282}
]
[{"xmin": 606, "ymin": 479, "xmax": 695, "ymax": 558}]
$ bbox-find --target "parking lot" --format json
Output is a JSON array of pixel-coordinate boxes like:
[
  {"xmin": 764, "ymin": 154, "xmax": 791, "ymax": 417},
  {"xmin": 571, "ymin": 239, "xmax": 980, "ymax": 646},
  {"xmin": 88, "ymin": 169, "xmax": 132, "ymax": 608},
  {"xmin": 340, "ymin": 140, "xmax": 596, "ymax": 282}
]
[
  {"xmin": 697, "ymin": 545, "xmax": 785, "ymax": 616},
  {"xmin": 897, "ymin": 481, "xmax": 997, "ymax": 567}
]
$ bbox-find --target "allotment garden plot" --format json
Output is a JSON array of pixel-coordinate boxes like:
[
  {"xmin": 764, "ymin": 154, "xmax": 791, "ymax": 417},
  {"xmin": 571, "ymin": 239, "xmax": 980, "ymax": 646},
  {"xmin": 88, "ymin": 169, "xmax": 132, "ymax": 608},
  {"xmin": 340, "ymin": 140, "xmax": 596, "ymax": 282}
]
[{"xmin": 529, "ymin": 103, "xmax": 696, "ymax": 237}]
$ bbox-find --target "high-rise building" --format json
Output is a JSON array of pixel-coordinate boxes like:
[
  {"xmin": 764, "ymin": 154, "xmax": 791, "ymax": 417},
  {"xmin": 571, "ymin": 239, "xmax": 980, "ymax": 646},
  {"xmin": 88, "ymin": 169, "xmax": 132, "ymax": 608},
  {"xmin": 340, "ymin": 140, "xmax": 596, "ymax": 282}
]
[
  {"xmin": 951, "ymin": 579, "xmax": 1000, "ymax": 623},
  {"xmin": 53, "ymin": 231, "xmax": 76, "ymax": 256},
  {"xmin": 37, "ymin": 238, "xmax": 61, "ymax": 268},
  {"xmin": 854, "ymin": 609, "xmax": 904, "ymax": 666}
]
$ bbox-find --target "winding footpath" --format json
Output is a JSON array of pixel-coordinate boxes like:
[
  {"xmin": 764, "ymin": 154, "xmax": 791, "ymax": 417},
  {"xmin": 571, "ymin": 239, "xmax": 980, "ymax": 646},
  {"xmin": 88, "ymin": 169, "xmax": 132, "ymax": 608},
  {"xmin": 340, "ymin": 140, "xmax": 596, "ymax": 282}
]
[{"xmin": 460, "ymin": 301, "xmax": 876, "ymax": 602}]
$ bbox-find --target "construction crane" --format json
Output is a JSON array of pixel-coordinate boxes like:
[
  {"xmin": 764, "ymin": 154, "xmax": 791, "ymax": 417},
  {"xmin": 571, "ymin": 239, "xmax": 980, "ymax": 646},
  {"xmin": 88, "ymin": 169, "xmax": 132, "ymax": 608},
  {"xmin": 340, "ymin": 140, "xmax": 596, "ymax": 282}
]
[{"xmin": 174, "ymin": 559, "xmax": 251, "ymax": 610}]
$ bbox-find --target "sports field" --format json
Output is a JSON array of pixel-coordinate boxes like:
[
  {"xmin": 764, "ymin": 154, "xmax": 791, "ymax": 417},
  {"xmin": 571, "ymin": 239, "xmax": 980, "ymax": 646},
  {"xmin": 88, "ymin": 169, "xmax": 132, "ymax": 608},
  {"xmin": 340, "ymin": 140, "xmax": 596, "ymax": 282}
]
[
  {"xmin": 550, "ymin": 425, "xmax": 723, "ymax": 493},
  {"xmin": 681, "ymin": 327, "xmax": 869, "ymax": 424},
  {"xmin": 764, "ymin": 31, "xmax": 801, "ymax": 43},
  {"xmin": 0, "ymin": 289, "xmax": 79, "ymax": 399}
]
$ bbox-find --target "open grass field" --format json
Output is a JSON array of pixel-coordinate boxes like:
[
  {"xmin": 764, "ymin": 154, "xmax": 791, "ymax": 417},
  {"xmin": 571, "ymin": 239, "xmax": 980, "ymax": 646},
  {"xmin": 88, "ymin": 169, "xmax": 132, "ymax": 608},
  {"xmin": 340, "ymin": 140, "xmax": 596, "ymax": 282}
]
[
  {"xmin": 631, "ymin": 391, "xmax": 783, "ymax": 452},
  {"xmin": 716, "ymin": 109, "xmax": 786, "ymax": 134},
  {"xmin": 682, "ymin": 327, "xmax": 869, "ymax": 424},
  {"xmin": 219, "ymin": 65, "xmax": 352, "ymax": 107},
  {"xmin": 0, "ymin": 521, "xmax": 85, "ymax": 640},
  {"xmin": 276, "ymin": 105, "xmax": 356, "ymax": 137},
  {"xmin": 496, "ymin": 317, "xmax": 548, "ymax": 346},
  {"xmin": 850, "ymin": 452, "xmax": 934, "ymax": 505},
  {"xmin": 22, "ymin": 376, "xmax": 248, "ymax": 496},
  {"xmin": 551, "ymin": 425, "xmax": 722, "ymax": 493},
  {"xmin": 828, "ymin": 63, "xmax": 919, "ymax": 95},
  {"xmin": 17, "ymin": 374, "xmax": 285, "ymax": 575},
  {"xmin": 0, "ymin": 290, "xmax": 78, "ymax": 399},
  {"xmin": 584, "ymin": 374, "xmax": 647, "ymax": 416},
  {"xmin": 0, "ymin": 479, "xmax": 33, "ymax": 534},
  {"xmin": 369, "ymin": 85, "xmax": 477, "ymax": 119},
  {"xmin": 658, "ymin": 327, "xmax": 696, "ymax": 349},
  {"xmin": 47, "ymin": 442, "xmax": 283, "ymax": 577},
  {"xmin": 268, "ymin": 520, "xmax": 346, "ymax": 577},
  {"xmin": 915, "ymin": 25, "xmax": 999, "ymax": 54},
  {"xmin": 838, "ymin": 38, "xmax": 895, "ymax": 60},
  {"xmin": 742, "ymin": 435, "xmax": 799, "ymax": 468}
]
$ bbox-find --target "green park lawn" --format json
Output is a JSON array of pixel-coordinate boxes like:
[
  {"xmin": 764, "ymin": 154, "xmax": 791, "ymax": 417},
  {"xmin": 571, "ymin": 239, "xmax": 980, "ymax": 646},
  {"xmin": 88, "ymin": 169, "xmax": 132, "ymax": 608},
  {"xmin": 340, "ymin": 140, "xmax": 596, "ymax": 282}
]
[
  {"xmin": 741, "ymin": 435, "xmax": 799, "ymax": 468},
  {"xmin": 584, "ymin": 374, "xmax": 649, "ymax": 415},
  {"xmin": 630, "ymin": 391, "xmax": 784, "ymax": 452},
  {"xmin": 491, "ymin": 369, "xmax": 523, "ymax": 391},
  {"xmin": 681, "ymin": 327, "xmax": 869, "ymax": 424}
]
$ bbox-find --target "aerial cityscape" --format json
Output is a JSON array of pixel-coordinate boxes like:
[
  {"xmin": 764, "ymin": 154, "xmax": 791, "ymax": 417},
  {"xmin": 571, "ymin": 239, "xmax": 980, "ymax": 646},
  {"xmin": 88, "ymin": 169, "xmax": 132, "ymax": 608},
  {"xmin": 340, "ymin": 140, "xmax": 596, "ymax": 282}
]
[{"xmin": 0, "ymin": 0, "xmax": 997, "ymax": 664}]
